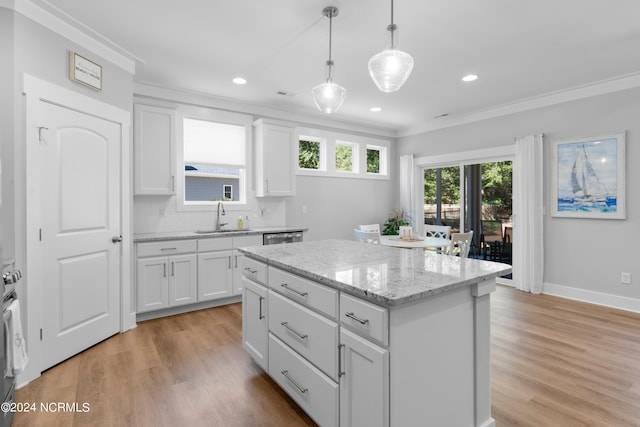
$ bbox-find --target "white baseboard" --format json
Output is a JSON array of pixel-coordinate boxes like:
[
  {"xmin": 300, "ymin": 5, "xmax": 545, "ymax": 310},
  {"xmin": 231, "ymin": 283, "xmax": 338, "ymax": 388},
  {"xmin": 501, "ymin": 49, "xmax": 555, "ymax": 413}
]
[{"xmin": 542, "ymin": 282, "xmax": 640, "ymax": 313}]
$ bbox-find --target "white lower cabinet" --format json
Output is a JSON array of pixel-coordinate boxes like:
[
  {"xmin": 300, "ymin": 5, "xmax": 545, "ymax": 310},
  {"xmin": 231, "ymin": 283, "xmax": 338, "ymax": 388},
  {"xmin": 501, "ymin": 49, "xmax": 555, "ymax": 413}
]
[
  {"xmin": 269, "ymin": 334, "xmax": 338, "ymax": 427},
  {"xmin": 339, "ymin": 328, "xmax": 389, "ymax": 427},
  {"xmin": 136, "ymin": 234, "xmax": 263, "ymax": 316},
  {"xmin": 198, "ymin": 249, "xmax": 233, "ymax": 301},
  {"xmin": 136, "ymin": 240, "xmax": 197, "ymax": 313},
  {"xmin": 242, "ymin": 276, "xmax": 269, "ymax": 371}
]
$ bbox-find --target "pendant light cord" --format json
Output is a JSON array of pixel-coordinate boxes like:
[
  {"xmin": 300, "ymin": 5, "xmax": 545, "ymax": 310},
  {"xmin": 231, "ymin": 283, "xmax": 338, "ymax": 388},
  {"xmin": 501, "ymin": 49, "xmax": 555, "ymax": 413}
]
[
  {"xmin": 390, "ymin": 0, "xmax": 396, "ymax": 48},
  {"xmin": 328, "ymin": 9, "xmax": 333, "ymax": 64}
]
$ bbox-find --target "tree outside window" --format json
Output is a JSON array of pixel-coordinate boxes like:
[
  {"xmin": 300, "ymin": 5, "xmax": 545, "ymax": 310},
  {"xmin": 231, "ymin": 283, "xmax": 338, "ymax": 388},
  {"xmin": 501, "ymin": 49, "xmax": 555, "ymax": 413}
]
[{"xmin": 299, "ymin": 139, "xmax": 321, "ymax": 169}]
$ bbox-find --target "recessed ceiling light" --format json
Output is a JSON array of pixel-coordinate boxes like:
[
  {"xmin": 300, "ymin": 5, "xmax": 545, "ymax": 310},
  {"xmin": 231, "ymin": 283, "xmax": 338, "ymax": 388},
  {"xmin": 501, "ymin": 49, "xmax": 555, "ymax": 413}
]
[
  {"xmin": 232, "ymin": 77, "xmax": 247, "ymax": 85},
  {"xmin": 370, "ymin": 107, "xmax": 382, "ymax": 112},
  {"xmin": 462, "ymin": 74, "xmax": 478, "ymax": 82}
]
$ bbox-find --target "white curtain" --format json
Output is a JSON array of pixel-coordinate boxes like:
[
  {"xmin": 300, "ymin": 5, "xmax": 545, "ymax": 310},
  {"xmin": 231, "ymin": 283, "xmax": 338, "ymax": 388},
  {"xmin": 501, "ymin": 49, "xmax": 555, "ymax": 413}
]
[
  {"xmin": 513, "ymin": 134, "xmax": 544, "ymax": 293},
  {"xmin": 399, "ymin": 154, "xmax": 415, "ymax": 226}
]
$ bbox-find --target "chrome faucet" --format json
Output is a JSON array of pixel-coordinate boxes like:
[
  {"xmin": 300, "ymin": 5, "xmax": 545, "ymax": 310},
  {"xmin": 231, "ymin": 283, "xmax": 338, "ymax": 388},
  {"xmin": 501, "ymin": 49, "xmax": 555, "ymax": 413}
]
[{"xmin": 216, "ymin": 202, "xmax": 227, "ymax": 231}]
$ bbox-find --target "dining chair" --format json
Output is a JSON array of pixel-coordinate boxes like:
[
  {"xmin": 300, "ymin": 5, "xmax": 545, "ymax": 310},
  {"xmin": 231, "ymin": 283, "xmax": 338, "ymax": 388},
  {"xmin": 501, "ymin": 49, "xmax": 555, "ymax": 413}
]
[
  {"xmin": 354, "ymin": 229, "xmax": 380, "ymax": 244},
  {"xmin": 445, "ymin": 231, "xmax": 474, "ymax": 258},
  {"xmin": 424, "ymin": 224, "xmax": 451, "ymax": 239},
  {"xmin": 358, "ymin": 224, "xmax": 381, "ymax": 233}
]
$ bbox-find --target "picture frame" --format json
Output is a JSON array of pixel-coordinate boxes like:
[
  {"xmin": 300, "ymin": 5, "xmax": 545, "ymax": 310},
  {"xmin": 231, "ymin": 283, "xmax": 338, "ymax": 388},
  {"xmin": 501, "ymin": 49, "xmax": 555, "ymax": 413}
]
[
  {"xmin": 550, "ymin": 131, "xmax": 625, "ymax": 219},
  {"xmin": 69, "ymin": 51, "xmax": 102, "ymax": 91}
]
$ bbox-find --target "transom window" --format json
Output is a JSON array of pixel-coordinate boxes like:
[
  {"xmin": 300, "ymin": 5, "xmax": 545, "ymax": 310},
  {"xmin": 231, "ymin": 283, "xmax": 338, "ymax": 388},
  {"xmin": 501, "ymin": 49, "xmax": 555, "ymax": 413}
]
[{"xmin": 296, "ymin": 128, "xmax": 389, "ymax": 180}]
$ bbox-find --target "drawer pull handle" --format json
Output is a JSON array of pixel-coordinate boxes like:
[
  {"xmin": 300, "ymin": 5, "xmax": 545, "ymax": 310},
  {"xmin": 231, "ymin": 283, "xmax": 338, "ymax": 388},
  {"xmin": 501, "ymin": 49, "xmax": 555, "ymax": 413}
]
[
  {"xmin": 280, "ymin": 283, "xmax": 308, "ymax": 297},
  {"xmin": 258, "ymin": 296, "xmax": 265, "ymax": 320},
  {"xmin": 345, "ymin": 312, "xmax": 369, "ymax": 325},
  {"xmin": 244, "ymin": 267, "xmax": 258, "ymax": 274},
  {"xmin": 338, "ymin": 343, "xmax": 345, "ymax": 378},
  {"xmin": 281, "ymin": 370, "xmax": 308, "ymax": 394},
  {"xmin": 160, "ymin": 247, "xmax": 178, "ymax": 251},
  {"xmin": 280, "ymin": 321, "xmax": 308, "ymax": 340}
]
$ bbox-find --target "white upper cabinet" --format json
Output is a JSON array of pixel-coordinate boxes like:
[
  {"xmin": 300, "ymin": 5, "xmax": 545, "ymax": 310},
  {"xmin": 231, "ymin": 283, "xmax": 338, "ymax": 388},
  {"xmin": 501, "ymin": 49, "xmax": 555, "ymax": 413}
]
[
  {"xmin": 134, "ymin": 104, "xmax": 176, "ymax": 195},
  {"xmin": 254, "ymin": 118, "xmax": 296, "ymax": 197}
]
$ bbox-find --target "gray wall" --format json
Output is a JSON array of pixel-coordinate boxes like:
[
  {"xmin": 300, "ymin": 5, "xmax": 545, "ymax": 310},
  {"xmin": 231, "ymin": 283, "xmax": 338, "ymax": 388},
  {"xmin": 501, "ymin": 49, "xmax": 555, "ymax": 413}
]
[
  {"xmin": 285, "ymin": 174, "xmax": 396, "ymax": 242},
  {"xmin": 398, "ymin": 87, "xmax": 640, "ymax": 301}
]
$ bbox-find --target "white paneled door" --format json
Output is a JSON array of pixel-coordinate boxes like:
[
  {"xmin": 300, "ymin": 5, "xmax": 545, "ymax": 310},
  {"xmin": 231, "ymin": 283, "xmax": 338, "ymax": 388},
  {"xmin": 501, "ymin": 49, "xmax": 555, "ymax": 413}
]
[{"xmin": 39, "ymin": 100, "xmax": 121, "ymax": 370}]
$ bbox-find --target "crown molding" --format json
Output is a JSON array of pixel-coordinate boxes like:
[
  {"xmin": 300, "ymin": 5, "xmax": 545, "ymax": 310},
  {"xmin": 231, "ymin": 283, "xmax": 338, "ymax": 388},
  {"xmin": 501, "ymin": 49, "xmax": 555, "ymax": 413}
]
[
  {"xmin": 134, "ymin": 82, "xmax": 397, "ymax": 139},
  {"xmin": 398, "ymin": 72, "xmax": 640, "ymax": 138},
  {"xmin": 3, "ymin": 0, "xmax": 138, "ymax": 74}
]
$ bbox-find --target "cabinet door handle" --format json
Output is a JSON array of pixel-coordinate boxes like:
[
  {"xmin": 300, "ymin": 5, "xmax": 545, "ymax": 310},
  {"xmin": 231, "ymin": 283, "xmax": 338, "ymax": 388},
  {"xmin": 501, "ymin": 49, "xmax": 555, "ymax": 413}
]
[
  {"xmin": 160, "ymin": 247, "xmax": 177, "ymax": 251},
  {"xmin": 345, "ymin": 312, "xmax": 369, "ymax": 325},
  {"xmin": 338, "ymin": 343, "xmax": 345, "ymax": 378},
  {"xmin": 244, "ymin": 267, "xmax": 257, "ymax": 274},
  {"xmin": 171, "ymin": 261, "xmax": 175, "ymax": 276},
  {"xmin": 280, "ymin": 321, "xmax": 308, "ymax": 340},
  {"xmin": 281, "ymin": 370, "xmax": 308, "ymax": 394},
  {"xmin": 258, "ymin": 296, "xmax": 265, "ymax": 320},
  {"xmin": 163, "ymin": 262, "xmax": 167, "ymax": 278},
  {"xmin": 235, "ymin": 255, "xmax": 238, "ymax": 268},
  {"xmin": 171, "ymin": 175, "xmax": 175, "ymax": 192},
  {"xmin": 280, "ymin": 283, "xmax": 308, "ymax": 297},
  {"xmin": 228, "ymin": 256, "xmax": 232, "ymax": 269}
]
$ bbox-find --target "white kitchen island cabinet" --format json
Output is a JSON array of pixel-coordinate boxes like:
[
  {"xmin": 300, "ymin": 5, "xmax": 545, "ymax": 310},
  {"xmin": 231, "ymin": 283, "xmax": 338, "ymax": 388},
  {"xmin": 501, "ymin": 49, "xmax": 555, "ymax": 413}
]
[{"xmin": 240, "ymin": 239, "xmax": 511, "ymax": 427}]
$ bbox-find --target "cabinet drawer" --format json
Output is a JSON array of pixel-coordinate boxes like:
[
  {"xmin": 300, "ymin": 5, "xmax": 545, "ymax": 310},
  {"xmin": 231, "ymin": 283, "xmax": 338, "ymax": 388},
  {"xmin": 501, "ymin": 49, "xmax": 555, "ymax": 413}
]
[
  {"xmin": 269, "ymin": 334, "xmax": 338, "ymax": 427},
  {"xmin": 340, "ymin": 294, "xmax": 389, "ymax": 346},
  {"xmin": 198, "ymin": 237, "xmax": 233, "ymax": 252},
  {"xmin": 137, "ymin": 239, "xmax": 196, "ymax": 257},
  {"xmin": 269, "ymin": 291, "xmax": 338, "ymax": 380},
  {"xmin": 233, "ymin": 234, "xmax": 263, "ymax": 248},
  {"xmin": 241, "ymin": 257, "xmax": 267, "ymax": 285},
  {"xmin": 269, "ymin": 267, "xmax": 338, "ymax": 319}
]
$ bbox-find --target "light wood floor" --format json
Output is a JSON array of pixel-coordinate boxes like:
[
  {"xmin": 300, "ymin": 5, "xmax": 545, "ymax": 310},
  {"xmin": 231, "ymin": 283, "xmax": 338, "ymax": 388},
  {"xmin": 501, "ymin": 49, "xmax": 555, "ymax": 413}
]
[{"xmin": 13, "ymin": 286, "xmax": 640, "ymax": 426}]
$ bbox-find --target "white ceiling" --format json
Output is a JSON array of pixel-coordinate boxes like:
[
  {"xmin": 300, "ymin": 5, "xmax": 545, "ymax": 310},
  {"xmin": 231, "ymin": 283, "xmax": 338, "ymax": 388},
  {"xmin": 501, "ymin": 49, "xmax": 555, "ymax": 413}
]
[{"xmin": 34, "ymin": 0, "xmax": 640, "ymax": 135}]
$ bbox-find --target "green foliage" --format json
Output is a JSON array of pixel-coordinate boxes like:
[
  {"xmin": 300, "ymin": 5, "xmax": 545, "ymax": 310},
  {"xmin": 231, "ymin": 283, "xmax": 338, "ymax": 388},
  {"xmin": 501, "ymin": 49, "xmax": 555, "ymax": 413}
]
[
  {"xmin": 335, "ymin": 144, "xmax": 352, "ymax": 171},
  {"xmin": 367, "ymin": 149, "xmax": 380, "ymax": 173},
  {"xmin": 299, "ymin": 140, "xmax": 320, "ymax": 169},
  {"xmin": 382, "ymin": 208, "xmax": 410, "ymax": 235},
  {"xmin": 424, "ymin": 166, "xmax": 460, "ymax": 204},
  {"xmin": 482, "ymin": 161, "xmax": 512, "ymax": 208}
]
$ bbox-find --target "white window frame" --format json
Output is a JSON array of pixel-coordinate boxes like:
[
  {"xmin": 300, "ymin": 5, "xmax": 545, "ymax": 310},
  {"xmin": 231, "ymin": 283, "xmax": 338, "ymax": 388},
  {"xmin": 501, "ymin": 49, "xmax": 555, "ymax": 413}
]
[
  {"xmin": 176, "ymin": 106, "xmax": 252, "ymax": 212},
  {"xmin": 366, "ymin": 144, "xmax": 388, "ymax": 176},
  {"xmin": 296, "ymin": 127, "xmax": 390, "ymax": 180}
]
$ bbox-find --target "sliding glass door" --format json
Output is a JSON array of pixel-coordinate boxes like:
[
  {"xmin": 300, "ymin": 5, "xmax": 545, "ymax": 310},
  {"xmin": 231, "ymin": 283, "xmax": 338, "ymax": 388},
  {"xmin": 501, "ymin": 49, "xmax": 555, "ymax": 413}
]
[{"xmin": 423, "ymin": 160, "xmax": 512, "ymax": 266}]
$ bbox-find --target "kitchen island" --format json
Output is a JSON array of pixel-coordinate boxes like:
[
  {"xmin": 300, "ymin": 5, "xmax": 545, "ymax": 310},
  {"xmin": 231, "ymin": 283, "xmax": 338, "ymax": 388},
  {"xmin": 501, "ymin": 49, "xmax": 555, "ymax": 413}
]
[{"xmin": 239, "ymin": 239, "xmax": 511, "ymax": 427}]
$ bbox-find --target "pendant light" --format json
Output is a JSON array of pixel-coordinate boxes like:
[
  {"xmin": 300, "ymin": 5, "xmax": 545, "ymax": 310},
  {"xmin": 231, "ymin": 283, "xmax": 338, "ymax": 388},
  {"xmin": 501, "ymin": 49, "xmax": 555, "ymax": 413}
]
[
  {"xmin": 368, "ymin": 0, "xmax": 414, "ymax": 92},
  {"xmin": 312, "ymin": 6, "xmax": 346, "ymax": 114}
]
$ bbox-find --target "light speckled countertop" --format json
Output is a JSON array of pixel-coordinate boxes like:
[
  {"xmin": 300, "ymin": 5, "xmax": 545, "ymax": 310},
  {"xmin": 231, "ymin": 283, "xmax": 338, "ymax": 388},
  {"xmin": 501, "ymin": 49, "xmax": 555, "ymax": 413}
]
[
  {"xmin": 134, "ymin": 226, "xmax": 307, "ymax": 243},
  {"xmin": 238, "ymin": 239, "xmax": 512, "ymax": 307}
]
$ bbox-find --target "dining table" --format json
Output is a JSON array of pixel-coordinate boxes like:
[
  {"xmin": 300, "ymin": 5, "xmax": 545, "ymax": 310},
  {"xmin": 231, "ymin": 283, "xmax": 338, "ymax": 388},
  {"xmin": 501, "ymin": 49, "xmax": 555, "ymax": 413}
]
[{"xmin": 379, "ymin": 235, "xmax": 451, "ymax": 250}]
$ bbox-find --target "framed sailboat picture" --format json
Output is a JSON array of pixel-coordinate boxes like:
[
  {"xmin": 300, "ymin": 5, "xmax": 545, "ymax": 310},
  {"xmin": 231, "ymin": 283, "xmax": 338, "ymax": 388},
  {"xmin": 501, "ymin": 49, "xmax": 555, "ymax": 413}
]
[{"xmin": 550, "ymin": 131, "xmax": 625, "ymax": 219}]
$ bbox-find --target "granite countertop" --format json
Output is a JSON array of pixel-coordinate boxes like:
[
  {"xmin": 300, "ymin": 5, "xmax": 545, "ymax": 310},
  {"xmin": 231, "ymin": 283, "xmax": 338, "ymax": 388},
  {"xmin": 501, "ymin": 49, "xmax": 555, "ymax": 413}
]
[
  {"xmin": 134, "ymin": 226, "xmax": 307, "ymax": 243},
  {"xmin": 238, "ymin": 239, "xmax": 512, "ymax": 307}
]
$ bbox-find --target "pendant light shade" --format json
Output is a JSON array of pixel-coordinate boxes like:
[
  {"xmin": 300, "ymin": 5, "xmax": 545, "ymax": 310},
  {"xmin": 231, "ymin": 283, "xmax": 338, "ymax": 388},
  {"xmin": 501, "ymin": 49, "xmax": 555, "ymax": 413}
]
[
  {"xmin": 312, "ymin": 7, "xmax": 346, "ymax": 114},
  {"xmin": 368, "ymin": 1, "xmax": 414, "ymax": 92}
]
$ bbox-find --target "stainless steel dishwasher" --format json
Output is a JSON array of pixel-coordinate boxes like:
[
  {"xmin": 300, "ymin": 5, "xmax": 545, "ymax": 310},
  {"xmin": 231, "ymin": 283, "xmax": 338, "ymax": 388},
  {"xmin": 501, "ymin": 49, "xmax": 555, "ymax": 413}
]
[{"xmin": 263, "ymin": 231, "xmax": 304, "ymax": 245}]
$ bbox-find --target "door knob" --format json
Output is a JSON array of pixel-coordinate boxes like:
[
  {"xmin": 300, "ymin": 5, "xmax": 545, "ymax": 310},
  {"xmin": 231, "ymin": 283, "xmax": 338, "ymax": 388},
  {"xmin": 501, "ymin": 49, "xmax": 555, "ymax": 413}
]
[{"xmin": 112, "ymin": 235, "xmax": 123, "ymax": 243}]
